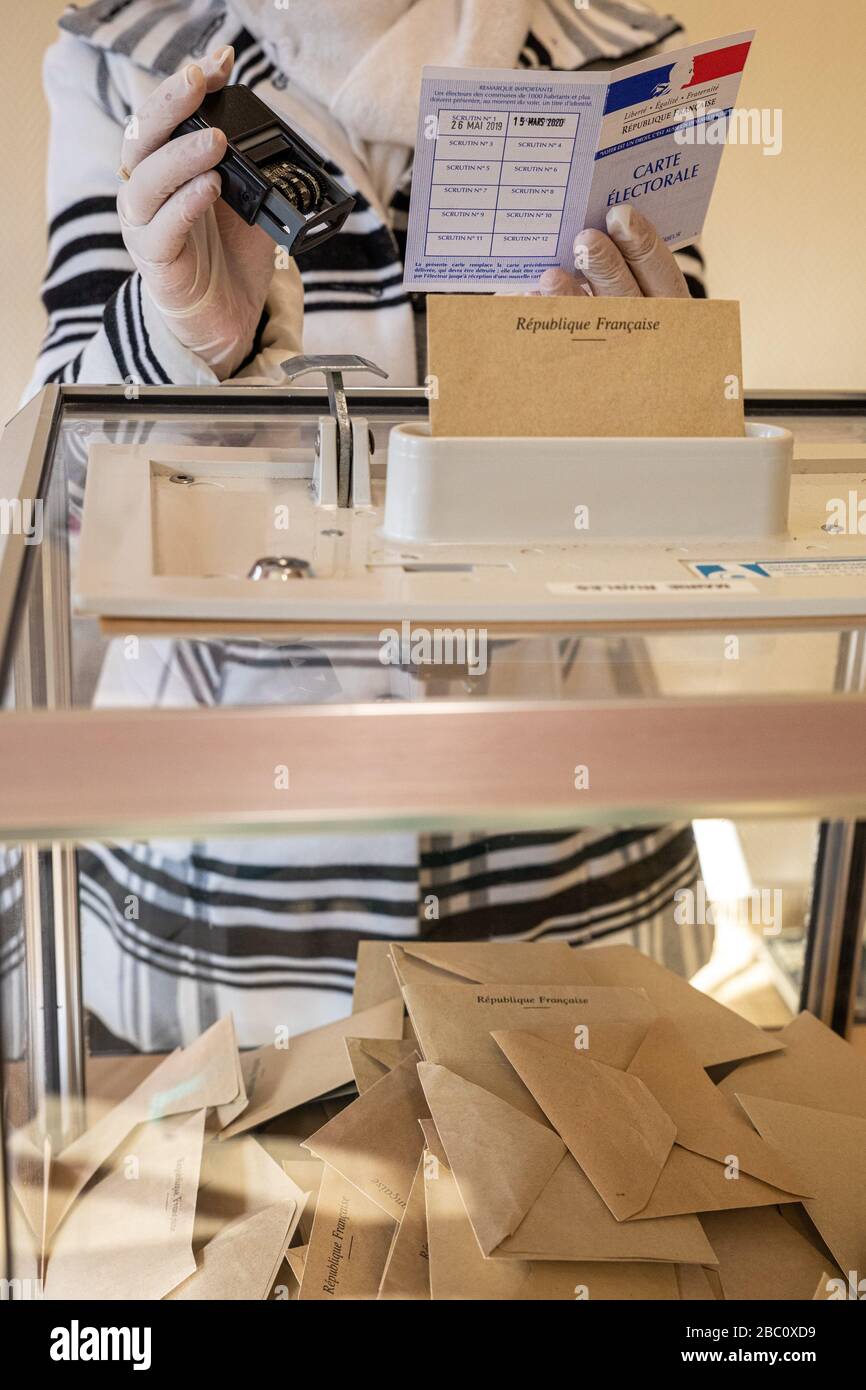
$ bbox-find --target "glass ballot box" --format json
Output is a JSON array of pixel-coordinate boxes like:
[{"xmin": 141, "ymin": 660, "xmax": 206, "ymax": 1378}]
[{"xmin": 1, "ymin": 381, "xmax": 865, "ymax": 1300}]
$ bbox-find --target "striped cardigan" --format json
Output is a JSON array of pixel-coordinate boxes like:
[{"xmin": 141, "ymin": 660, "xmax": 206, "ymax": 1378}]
[{"xmin": 12, "ymin": 0, "xmax": 709, "ymax": 1052}]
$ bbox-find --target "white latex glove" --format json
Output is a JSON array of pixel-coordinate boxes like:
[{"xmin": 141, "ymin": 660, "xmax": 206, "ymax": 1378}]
[
  {"xmin": 537, "ymin": 206, "xmax": 690, "ymax": 299},
  {"xmin": 117, "ymin": 47, "xmax": 275, "ymax": 379}
]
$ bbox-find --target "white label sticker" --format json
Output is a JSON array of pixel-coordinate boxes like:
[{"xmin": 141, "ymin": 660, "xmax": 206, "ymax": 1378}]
[
  {"xmin": 547, "ymin": 580, "xmax": 756, "ymax": 596},
  {"xmin": 685, "ymin": 558, "xmax": 866, "ymax": 580}
]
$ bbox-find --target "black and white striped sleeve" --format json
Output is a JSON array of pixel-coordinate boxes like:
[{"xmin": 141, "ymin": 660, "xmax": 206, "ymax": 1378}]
[{"xmin": 22, "ymin": 34, "xmax": 221, "ymax": 404}]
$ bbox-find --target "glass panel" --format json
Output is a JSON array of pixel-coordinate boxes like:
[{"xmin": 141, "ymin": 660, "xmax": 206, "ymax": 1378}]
[
  {"xmin": 67, "ymin": 816, "xmax": 827, "ymax": 1056},
  {"xmin": 2, "ymin": 392, "xmax": 866, "ymax": 1299},
  {"xmin": 1, "ymin": 840, "xmax": 53, "ymax": 1300},
  {"xmin": 0, "ymin": 809, "xmax": 841, "ymax": 1301},
  {"xmin": 2, "ymin": 394, "xmax": 865, "ymax": 721}
]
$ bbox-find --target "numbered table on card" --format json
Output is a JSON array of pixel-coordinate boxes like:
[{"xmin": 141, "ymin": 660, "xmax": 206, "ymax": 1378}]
[{"xmin": 427, "ymin": 110, "xmax": 580, "ymax": 259}]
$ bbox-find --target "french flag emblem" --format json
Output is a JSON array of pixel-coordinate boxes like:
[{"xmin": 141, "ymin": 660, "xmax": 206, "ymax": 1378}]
[{"xmin": 604, "ymin": 41, "xmax": 752, "ymax": 115}]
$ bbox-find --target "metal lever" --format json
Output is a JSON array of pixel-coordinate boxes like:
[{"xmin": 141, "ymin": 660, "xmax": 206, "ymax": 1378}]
[{"xmin": 281, "ymin": 354, "xmax": 388, "ymax": 508}]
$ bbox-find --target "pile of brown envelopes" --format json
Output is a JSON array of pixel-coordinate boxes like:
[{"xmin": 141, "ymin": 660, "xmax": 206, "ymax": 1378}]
[{"xmin": 9, "ymin": 941, "xmax": 865, "ymax": 1301}]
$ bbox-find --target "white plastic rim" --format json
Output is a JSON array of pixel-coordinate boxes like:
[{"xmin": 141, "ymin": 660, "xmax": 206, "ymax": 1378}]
[{"xmin": 383, "ymin": 421, "xmax": 793, "ymax": 544}]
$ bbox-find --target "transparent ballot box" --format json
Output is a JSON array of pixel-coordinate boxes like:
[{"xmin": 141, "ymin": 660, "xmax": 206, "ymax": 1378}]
[{"xmin": 1, "ymin": 381, "xmax": 865, "ymax": 1300}]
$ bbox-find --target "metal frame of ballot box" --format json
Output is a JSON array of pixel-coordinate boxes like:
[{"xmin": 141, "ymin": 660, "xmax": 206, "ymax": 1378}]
[{"xmin": 1, "ymin": 384, "xmax": 865, "ymax": 1279}]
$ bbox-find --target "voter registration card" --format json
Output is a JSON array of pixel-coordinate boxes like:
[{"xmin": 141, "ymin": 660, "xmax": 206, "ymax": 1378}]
[{"xmin": 403, "ymin": 31, "xmax": 754, "ymax": 292}]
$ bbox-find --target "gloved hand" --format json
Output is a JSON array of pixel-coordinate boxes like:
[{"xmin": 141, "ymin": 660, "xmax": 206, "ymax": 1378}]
[
  {"xmin": 538, "ymin": 206, "xmax": 690, "ymax": 298},
  {"xmin": 117, "ymin": 47, "xmax": 276, "ymax": 379}
]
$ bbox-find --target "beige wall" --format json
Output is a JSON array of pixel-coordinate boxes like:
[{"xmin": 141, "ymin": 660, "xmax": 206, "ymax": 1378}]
[
  {"xmin": 0, "ymin": 0, "xmax": 862, "ymax": 425},
  {"xmin": 0, "ymin": 0, "xmax": 68, "ymax": 424},
  {"xmin": 674, "ymin": 0, "xmax": 865, "ymax": 390}
]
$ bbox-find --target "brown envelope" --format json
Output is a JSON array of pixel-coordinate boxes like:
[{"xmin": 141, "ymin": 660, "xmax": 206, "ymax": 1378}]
[
  {"xmin": 717, "ymin": 1011, "xmax": 866, "ymax": 1119},
  {"xmin": 378, "ymin": 1157, "xmax": 431, "ymax": 1301},
  {"xmin": 492, "ymin": 1029, "xmax": 676, "ymax": 1221},
  {"xmin": 303, "ymin": 1053, "xmax": 429, "ymax": 1222},
  {"xmin": 390, "ymin": 940, "xmax": 593, "ymax": 992},
  {"xmin": 419, "ymin": 1061, "xmax": 716, "ymax": 1267},
  {"xmin": 50, "ymin": 1015, "xmax": 242, "ymax": 1237},
  {"xmin": 424, "ymin": 1146, "xmax": 681, "ymax": 1301},
  {"xmin": 700, "ymin": 1207, "xmax": 842, "ymax": 1302},
  {"xmin": 220, "ymin": 997, "xmax": 404, "ymax": 1139},
  {"xmin": 403, "ymin": 978, "xmax": 657, "ymax": 1123},
  {"xmin": 813, "ymin": 1271, "xmax": 860, "ymax": 1300},
  {"xmin": 492, "ymin": 1017, "xmax": 800, "ymax": 1223},
  {"xmin": 498, "ymin": 1151, "xmax": 716, "ymax": 1266},
  {"xmin": 285, "ymin": 1244, "xmax": 308, "ymax": 1283},
  {"xmin": 632, "ymin": 1144, "xmax": 805, "ymax": 1223},
  {"xmin": 428, "ymin": 295, "xmax": 745, "ymax": 439},
  {"xmin": 623, "ymin": 1018, "xmax": 809, "ymax": 1215},
  {"xmin": 736, "ymin": 1093, "xmax": 866, "ymax": 1277},
  {"xmin": 346, "ymin": 1037, "xmax": 419, "ymax": 1094},
  {"xmin": 213, "ymin": 1020, "xmax": 250, "ymax": 1130},
  {"xmin": 167, "ymin": 1135, "xmax": 309, "ymax": 1301},
  {"xmin": 352, "ymin": 940, "xmax": 404, "ymax": 1012},
  {"xmin": 282, "ymin": 1159, "xmax": 324, "ymax": 1244},
  {"xmin": 298, "ymin": 1164, "xmax": 395, "ymax": 1301},
  {"xmin": 419, "ymin": 1062, "xmax": 565, "ymax": 1256},
  {"xmin": 675, "ymin": 1264, "xmax": 719, "ymax": 1301},
  {"xmin": 577, "ymin": 946, "xmax": 783, "ymax": 1069},
  {"xmin": 44, "ymin": 1110, "xmax": 206, "ymax": 1301},
  {"xmin": 396, "ymin": 940, "xmax": 779, "ymax": 1070},
  {"xmin": 269, "ymin": 1256, "xmax": 301, "ymax": 1299},
  {"xmin": 420, "ymin": 1117, "xmax": 448, "ymax": 1168}
]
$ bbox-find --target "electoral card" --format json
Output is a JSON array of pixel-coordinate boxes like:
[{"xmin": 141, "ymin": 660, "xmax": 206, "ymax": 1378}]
[{"xmin": 403, "ymin": 31, "xmax": 755, "ymax": 292}]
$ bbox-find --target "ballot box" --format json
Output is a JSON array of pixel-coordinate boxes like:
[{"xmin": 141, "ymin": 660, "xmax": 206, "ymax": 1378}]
[{"xmin": 1, "ymin": 379, "xmax": 865, "ymax": 1304}]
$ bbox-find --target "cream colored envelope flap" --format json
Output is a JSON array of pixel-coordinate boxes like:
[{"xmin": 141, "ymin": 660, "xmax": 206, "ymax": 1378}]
[
  {"xmin": 418, "ymin": 1062, "xmax": 717, "ymax": 1268},
  {"xmin": 220, "ymin": 997, "xmax": 404, "ymax": 1139},
  {"xmin": 390, "ymin": 940, "xmax": 595, "ymax": 991}
]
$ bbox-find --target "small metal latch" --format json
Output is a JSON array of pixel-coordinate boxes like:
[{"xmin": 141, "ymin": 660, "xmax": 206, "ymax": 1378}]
[
  {"xmin": 280, "ymin": 354, "xmax": 388, "ymax": 509},
  {"xmin": 247, "ymin": 556, "xmax": 312, "ymax": 581}
]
